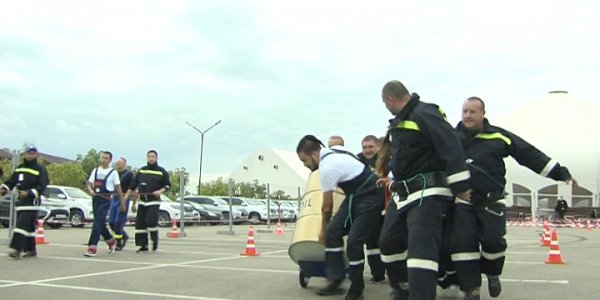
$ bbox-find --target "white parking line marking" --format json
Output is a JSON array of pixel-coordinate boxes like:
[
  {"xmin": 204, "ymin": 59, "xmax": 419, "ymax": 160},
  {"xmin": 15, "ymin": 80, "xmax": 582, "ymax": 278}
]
[
  {"xmin": 498, "ymin": 278, "xmax": 569, "ymax": 284},
  {"xmin": 1, "ymin": 280, "xmax": 232, "ymax": 300}
]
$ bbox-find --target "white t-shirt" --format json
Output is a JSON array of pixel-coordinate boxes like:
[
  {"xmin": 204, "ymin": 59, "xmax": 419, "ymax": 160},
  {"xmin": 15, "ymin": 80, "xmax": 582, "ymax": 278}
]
[
  {"xmin": 88, "ymin": 167, "xmax": 121, "ymax": 192},
  {"xmin": 319, "ymin": 146, "xmax": 365, "ymax": 192}
]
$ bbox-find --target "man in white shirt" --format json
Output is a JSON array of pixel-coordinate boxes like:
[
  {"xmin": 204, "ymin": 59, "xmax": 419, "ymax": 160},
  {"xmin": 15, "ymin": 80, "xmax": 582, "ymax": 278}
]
[
  {"xmin": 297, "ymin": 135, "xmax": 384, "ymax": 300},
  {"xmin": 84, "ymin": 151, "xmax": 124, "ymax": 257}
]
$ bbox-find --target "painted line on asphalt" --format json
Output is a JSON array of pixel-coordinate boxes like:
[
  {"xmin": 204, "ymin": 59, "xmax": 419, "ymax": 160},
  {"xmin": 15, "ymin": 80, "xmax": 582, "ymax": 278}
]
[
  {"xmin": 497, "ymin": 278, "xmax": 569, "ymax": 284},
  {"xmin": 0, "ymin": 280, "xmax": 232, "ymax": 300}
]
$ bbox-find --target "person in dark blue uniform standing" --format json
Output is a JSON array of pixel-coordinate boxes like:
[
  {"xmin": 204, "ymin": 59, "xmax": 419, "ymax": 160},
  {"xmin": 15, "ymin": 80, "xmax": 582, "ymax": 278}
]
[
  {"xmin": 450, "ymin": 96, "xmax": 577, "ymax": 300},
  {"xmin": 297, "ymin": 135, "xmax": 384, "ymax": 300},
  {"xmin": 0, "ymin": 145, "xmax": 49, "ymax": 259},
  {"xmin": 376, "ymin": 80, "xmax": 471, "ymax": 300},
  {"xmin": 125, "ymin": 150, "xmax": 170, "ymax": 253}
]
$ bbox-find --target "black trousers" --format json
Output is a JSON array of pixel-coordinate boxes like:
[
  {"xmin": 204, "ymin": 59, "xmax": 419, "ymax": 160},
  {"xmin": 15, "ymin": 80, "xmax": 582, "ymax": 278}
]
[
  {"xmin": 379, "ymin": 197, "xmax": 450, "ymax": 300},
  {"xmin": 10, "ymin": 209, "xmax": 37, "ymax": 252},
  {"xmin": 135, "ymin": 204, "xmax": 160, "ymax": 246},
  {"xmin": 450, "ymin": 203, "xmax": 507, "ymax": 291},
  {"xmin": 325, "ymin": 190, "xmax": 384, "ymax": 294},
  {"xmin": 365, "ymin": 215, "xmax": 386, "ymax": 281}
]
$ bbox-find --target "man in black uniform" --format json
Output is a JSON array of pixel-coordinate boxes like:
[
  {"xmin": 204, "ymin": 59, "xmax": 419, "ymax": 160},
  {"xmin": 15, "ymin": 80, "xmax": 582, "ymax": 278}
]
[
  {"xmin": 125, "ymin": 150, "xmax": 170, "ymax": 253},
  {"xmin": 554, "ymin": 197, "xmax": 568, "ymax": 220},
  {"xmin": 0, "ymin": 145, "xmax": 49, "ymax": 259},
  {"xmin": 450, "ymin": 96, "xmax": 577, "ymax": 300},
  {"xmin": 356, "ymin": 134, "xmax": 386, "ymax": 284},
  {"xmin": 297, "ymin": 135, "xmax": 384, "ymax": 300},
  {"xmin": 377, "ymin": 80, "xmax": 471, "ymax": 300}
]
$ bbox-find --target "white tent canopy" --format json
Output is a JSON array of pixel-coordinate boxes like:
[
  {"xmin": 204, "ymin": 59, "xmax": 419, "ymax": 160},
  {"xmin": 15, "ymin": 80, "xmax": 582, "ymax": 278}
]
[{"xmin": 497, "ymin": 91, "xmax": 600, "ymax": 207}]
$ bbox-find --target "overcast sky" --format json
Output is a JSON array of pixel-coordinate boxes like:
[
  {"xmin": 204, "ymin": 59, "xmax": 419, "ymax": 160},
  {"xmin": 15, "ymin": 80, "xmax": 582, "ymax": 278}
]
[{"xmin": 1, "ymin": 0, "xmax": 599, "ymax": 184}]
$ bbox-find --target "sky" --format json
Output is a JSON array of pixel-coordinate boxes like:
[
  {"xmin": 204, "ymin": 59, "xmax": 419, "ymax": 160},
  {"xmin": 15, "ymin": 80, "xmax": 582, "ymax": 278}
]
[{"xmin": 1, "ymin": 0, "xmax": 599, "ymax": 186}]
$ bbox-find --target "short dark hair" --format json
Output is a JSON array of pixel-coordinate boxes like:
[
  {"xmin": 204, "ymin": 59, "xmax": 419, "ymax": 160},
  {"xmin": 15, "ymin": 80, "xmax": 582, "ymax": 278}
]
[
  {"xmin": 147, "ymin": 150, "xmax": 158, "ymax": 157},
  {"xmin": 466, "ymin": 96, "xmax": 486, "ymax": 112},
  {"xmin": 296, "ymin": 135, "xmax": 324, "ymax": 154},
  {"xmin": 102, "ymin": 151, "xmax": 113, "ymax": 160},
  {"xmin": 382, "ymin": 80, "xmax": 410, "ymax": 99},
  {"xmin": 362, "ymin": 135, "xmax": 379, "ymax": 145}
]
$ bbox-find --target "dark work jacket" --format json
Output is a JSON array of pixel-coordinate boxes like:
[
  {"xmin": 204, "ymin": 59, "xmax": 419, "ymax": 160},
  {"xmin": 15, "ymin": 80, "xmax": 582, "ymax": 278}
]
[
  {"xmin": 389, "ymin": 93, "xmax": 470, "ymax": 196},
  {"xmin": 1, "ymin": 158, "xmax": 49, "ymax": 206},
  {"xmin": 130, "ymin": 163, "xmax": 170, "ymax": 201},
  {"xmin": 456, "ymin": 119, "xmax": 572, "ymax": 201}
]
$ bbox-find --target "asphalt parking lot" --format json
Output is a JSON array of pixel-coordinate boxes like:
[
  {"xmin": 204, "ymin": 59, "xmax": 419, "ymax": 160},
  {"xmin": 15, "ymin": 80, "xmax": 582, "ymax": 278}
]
[{"xmin": 0, "ymin": 224, "xmax": 598, "ymax": 300}]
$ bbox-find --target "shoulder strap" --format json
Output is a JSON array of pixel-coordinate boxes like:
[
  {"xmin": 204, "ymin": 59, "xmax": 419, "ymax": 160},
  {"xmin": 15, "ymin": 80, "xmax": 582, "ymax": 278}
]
[{"xmin": 94, "ymin": 168, "xmax": 99, "ymax": 181}]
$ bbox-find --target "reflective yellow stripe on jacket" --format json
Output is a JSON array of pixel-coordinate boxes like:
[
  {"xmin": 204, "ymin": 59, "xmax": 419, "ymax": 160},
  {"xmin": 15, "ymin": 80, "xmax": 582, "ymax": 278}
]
[
  {"xmin": 139, "ymin": 170, "xmax": 163, "ymax": 176},
  {"xmin": 15, "ymin": 168, "xmax": 40, "ymax": 176},
  {"xmin": 396, "ymin": 120, "xmax": 420, "ymax": 131},
  {"xmin": 475, "ymin": 132, "xmax": 512, "ymax": 146}
]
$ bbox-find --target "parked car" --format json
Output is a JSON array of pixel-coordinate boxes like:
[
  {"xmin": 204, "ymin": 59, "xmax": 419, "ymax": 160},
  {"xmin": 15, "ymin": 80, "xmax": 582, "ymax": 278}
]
[
  {"xmin": 280, "ymin": 201, "xmax": 299, "ymax": 221},
  {"xmin": 42, "ymin": 185, "xmax": 94, "ymax": 228},
  {"xmin": 184, "ymin": 196, "xmax": 248, "ymax": 224},
  {"xmin": 257, "ymin": 199, "xmax": 296, "ymax": 222},
  {"xmin": 127, "ymin": 195, "xmax": 201, "ymax": 227},
  {"xmin": 0, "ymin": 194, "xmax": 70, "ymax": 229},
  {"xmin": 184, "ymin": 200, "xmax": 223, "ymax": 225}
]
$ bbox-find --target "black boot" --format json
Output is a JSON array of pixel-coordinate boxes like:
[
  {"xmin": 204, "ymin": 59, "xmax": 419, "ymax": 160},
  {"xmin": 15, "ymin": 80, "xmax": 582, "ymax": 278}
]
[
  {"xmin": 487, "ymin": 275, "xmax": 501, "ymax": 297},
  {"xmin": 317, "ymin": 279, "xmax": 344, "ymax": 295}
]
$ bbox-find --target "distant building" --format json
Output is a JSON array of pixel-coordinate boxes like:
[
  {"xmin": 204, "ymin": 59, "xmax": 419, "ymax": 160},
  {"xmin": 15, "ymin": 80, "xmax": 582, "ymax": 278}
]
[
  {"xmin": 229, "ymin": 148, "xmax": 310, "ymax": 197},
  {"xmin": 499, "ymin": 91, "xmax": 600, "ymax": 210}
]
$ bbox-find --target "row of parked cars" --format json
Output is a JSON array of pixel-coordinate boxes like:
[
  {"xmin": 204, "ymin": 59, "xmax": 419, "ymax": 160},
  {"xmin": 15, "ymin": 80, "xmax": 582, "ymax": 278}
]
[{"xmin": 0, "ymin": 185, "xmax": 299, "ymax": 228}]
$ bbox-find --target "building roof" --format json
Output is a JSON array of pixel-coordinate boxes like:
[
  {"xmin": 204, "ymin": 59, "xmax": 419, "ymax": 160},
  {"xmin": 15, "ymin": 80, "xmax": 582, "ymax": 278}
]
[
  {"xmin": 228, "ymin": 148, "xmax": 310, "ymax": 196},
  {"xmin": 500, "ymin": 91, "xmax": 599, "ymax": 199}
]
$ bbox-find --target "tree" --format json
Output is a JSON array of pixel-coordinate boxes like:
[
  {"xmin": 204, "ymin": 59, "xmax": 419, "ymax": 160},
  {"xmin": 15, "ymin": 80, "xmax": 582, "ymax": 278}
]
[
  {"xmin": 76, "ymin": 149, "xmax": 100, "ymax": 177},
  {"xmin": 46, "ymin": 162, "xmax": 88, "ymax": 188},
  {"xmin": 166, "ymin": 167, "xmax": 190, "ymax": 199},
  {"xmin": 0, "ymin": 159, "xmax": 12, "ymax": 182},
  {"xmin": 198, "ymin": 177, "xmax": 230, "ymax": 196}
]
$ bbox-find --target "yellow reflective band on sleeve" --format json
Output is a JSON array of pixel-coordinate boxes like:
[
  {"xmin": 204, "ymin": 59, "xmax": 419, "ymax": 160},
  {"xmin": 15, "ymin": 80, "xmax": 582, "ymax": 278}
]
[
  {"xmin": 396, "ymin": 120, "xmax": 420, "ymax": 131},
  {"xmin": 475, "ymin": 132, "xmax": 512, "ymax": 146},
  {"xmin": 139, "ymin": 170, "xmax": 163, "ymax": 176},
  {"xmin": 438, "ymin": 107, "xmax": 448, "ymax": 121},
  {"xmin": 15, "ymin": 168, "xmax": 40, "ymax": 176}
]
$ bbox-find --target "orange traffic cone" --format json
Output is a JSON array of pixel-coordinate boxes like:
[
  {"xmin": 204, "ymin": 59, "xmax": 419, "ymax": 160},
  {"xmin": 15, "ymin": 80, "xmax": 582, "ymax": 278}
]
[
  {"xmin": 167, "ymin": 219, "xmax": 180, "ymax": 238},
  {"xmin": 241, "ymin": 226, "xmax": 260, "ymax": 256},
  {"xmin": 540, "ymin": 222, "xmax": 551, "ymax": 247},
  {"xmin": 586, "ymin": 220, "xmax": 593, "ymax": 232},
  {"xmin": 275, "ymin": 221, "xmax": 284, "ymax": 235},
  {"xmin": 35, "ymin": 219, "xmax": 49, "ymax": 244},
  {"xmin": 544, "ymin": 229, "xmax": 565, "ymax": 264}
]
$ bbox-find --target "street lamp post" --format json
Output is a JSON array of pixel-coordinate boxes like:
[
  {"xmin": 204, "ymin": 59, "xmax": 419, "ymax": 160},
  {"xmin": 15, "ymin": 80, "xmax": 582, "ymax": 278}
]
[{"xmin": 186, "ymin": 120, "xmax": 222, "ymax": 195}]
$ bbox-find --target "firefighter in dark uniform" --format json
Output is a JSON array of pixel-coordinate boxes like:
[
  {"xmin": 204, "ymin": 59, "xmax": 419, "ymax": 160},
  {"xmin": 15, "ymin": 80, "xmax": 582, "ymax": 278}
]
[
  {"xmin": 296, "ymin": 135, "xmax": 384, "ymax": 300},
  {"xmin": 356, "ymin": 134, "xmax": 386, "ymax": 284},
  {"xmin": 0, "ymin": 145, "xmax": 49, "ymax": 259},
  {"xmin": 450, "ymin": 97, "xmax": 577, "ymax": 300},
  {"xmin": 125, "ymin": 150, "xmax": 170, "ymax": 253},
  {"xmin": 376, "ymin": 80, "xmax": 471, "ymax": 300}
]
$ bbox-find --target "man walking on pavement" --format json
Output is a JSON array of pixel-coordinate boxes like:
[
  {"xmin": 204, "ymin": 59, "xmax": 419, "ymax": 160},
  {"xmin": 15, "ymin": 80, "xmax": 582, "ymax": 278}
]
[
  {"xmin": 85, "ymin": 151, "xmax": 124, "ymax": 257},
  {"xmin": 0, "ymin": 145, "xmax": 49, "ymax": 259},
  {"xmin": 125, "ymin": 150, "xmax": 170, "ymax": 253}
]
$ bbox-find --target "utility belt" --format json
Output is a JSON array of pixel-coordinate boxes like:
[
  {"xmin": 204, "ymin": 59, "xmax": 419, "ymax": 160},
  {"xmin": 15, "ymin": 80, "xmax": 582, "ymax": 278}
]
[
  {"xmin": 395, "ymin": 171, "xmax": 448, "ymax": 196},
  {"xmin": 139, "ymin": 194, "xmax": 159, "ymax": 202},
  {"xmin": 470, "ymin": 190, "xmax": 506, "ymax": 206}
]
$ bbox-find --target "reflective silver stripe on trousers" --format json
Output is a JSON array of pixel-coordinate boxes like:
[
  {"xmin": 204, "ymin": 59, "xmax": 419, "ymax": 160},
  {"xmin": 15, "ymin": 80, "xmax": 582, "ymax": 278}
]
[
  {"xmin": 135, "ymin": 230, "xmax": 148, "ymax": 234},
  {"xmin": 324, "ymin": 247, "xmax": 344, "ymax": 252},
  {"xmin": 407, "ymin": 258, "xmax": 438, "ymax": 272},
  {"xmin": 14, "ymin": 228, "xmax": 36, "ymax": 237},
  {"xmin": 451, "ymin": 252, "xmax": 481, "ymax": 262},
  {"xmin": 349, "ymin": 259, "xmax": 365, "ymax": 266},
  {"xmin": 381, "ymin": 251, "xmax": 407, "ymax": 263},
  {"xmin": 147, "ymin": 227, "xmax": 159, "ymax": 232},
  {"xmin": 366, "ymin": 248, "xmax": 381, "ymax": 256}
]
